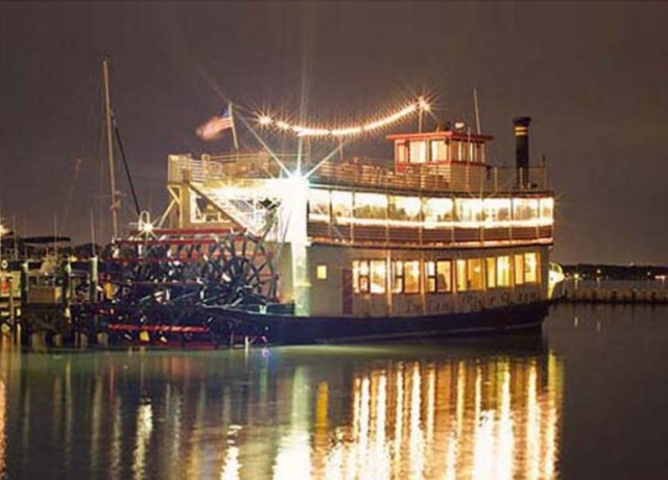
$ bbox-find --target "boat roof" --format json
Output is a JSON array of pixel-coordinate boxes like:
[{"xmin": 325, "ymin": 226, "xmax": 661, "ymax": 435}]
[{"xmin": 386, "ymin": 130, "xmax": 494, "ymax": 142}]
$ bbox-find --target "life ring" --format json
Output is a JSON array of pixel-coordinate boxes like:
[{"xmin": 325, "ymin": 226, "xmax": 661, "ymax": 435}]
[{"xmin": 0, "ymin": 259, "xmax": 7, "ymax": 270}]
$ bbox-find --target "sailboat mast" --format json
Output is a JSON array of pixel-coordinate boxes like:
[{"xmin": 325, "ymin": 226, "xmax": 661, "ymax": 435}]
[{"xmin": 102, "ymin": 57, "xmax": 119, "ymax": 240}]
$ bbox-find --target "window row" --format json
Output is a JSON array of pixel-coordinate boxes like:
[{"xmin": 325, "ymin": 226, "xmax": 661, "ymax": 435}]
[
  {"xmin": 310, "ymin": 189, "xmax": 553, "ymax": 225},
  {"xmin": 395, "ymin": 139, "xmax": 486, "ymax": 164},
  {"xmin": 352, "ymin": 252, "xmax": 540, "ymax": 295}
]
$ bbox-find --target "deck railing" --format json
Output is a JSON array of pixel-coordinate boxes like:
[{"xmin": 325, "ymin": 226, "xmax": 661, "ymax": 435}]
[{"xmin": 168, "ymin": 153, "xmax": 550, "ymax": 194}]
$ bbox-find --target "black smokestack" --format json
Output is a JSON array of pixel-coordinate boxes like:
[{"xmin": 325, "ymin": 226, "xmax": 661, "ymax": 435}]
[{"xmin": 513, "ymin": 116, "xmax": 531, "ymax": 186}]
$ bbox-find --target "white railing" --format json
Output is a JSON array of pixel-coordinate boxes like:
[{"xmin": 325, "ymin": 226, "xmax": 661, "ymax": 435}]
[{"xmin": 168, "ymin": 153, "xmax": 550, "ymax": 194}]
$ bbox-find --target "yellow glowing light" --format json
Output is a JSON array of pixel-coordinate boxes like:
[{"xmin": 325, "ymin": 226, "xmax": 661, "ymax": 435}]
[
  {"xmin": 140, "ymin": 221, "xmax": 154, "ymax": 234},
  {"xmin": 331, "ymin": 126, "xmax": 363, "ymax": 136},
  {"xmin": 258, "ymin": 98, "xmax": 430, "ymax": 138}
]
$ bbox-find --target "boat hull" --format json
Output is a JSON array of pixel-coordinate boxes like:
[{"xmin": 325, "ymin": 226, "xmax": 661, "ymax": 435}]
[{"xmin": 211, "ymin": 301, "xmax": 551, "ymax": 345}]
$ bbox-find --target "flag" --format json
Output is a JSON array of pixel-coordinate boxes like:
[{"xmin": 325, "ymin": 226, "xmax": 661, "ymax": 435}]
[{"xmin": 196, "ymin": 106, "xmax": 233, "ymax": 141}]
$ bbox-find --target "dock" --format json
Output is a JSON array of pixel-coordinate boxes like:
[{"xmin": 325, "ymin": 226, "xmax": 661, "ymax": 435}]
[{"xmin": 561, "ymin": 278, "xmax": 668, "ymax": 304}]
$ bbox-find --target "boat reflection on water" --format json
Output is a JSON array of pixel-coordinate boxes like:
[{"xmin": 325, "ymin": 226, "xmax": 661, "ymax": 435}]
[{"xmin": 0, "ymin": 335, "xmax": 563, "ymax": 479}]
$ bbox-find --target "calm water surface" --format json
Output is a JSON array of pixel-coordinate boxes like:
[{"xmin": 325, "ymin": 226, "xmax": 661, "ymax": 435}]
[{"xmin": 1, "ymin": 304, "xmax": 667, "ymax": 479}]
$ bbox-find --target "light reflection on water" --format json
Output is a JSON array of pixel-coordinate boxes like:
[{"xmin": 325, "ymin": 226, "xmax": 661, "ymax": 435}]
[{"xmin": 0, "ymin": 334, "xmax": 563, "ymax": 479}]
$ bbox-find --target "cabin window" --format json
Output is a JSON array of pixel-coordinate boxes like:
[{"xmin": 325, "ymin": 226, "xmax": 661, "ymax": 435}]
[
  {"xmin": 426, "ymin": 261, "xmax": 436, "ymax": 292},
  {"xmin": 331, "ymin": 191, "xmax": 353, "ymax": 222},
  {"xmin": 424, "ymin": 198, "xmax": 454, "ymax": 224},
  {"xmin": 404, "ymin": 260, "xmax": 420, "ymax": 293},
  {"xmin": 456, "ymin": 259, "xmax": 467, "ymax": 292},
  {"xmin": 389, "ymin": 196, "xmax": 422, "ymax": 222},
  {"xmin": 353, "ymin": 260, "xmax": 386, "ymax": 294},
  {"xmin": 450, "ymin": 140, "xmax": 462, "ymax": 162},
  {"xmin": 354, "ymin": 192, "xmax": 387, "ymax": 221},
  {"xmin": 514, "ymin": 254, "xmax": 525, "ymax": 285},
  {"xmin": 316, "ymin": 264, "xmax": 328, "ymax": 280},
  {"xmin": 353, "ymin": 260, "xmax": 369, "ymax": 293},
  {"xmin": 497, "ymin": 256, "xmax": 511, "ymax": 287},
  {"xmin": 392, "ymin": 260, "xmax": 420, "ymax": 293},
  {"xmin": 474, "ymin": 143, "xmax": 484, "ymax": 163},
  {"xmin": 409, "ymin": 140, "xmax": 428, "ymax": 163},
  {"xmin": 483, "ymin": 198, "xmax": 512, "ymax": 223},
  {"xmin": 467, "ymin": 258, "xmax": 484, "ymax": 291},
  {"xmin": 392, "ymin": 261, "xmax": 404, "ymax": 293},
  {"xmin": 370, "ymin": 260, "xmax": 386, "ymax": 293},
  {"xmin": 513, "ymin": 198, "xmax": 539, "ymax": 222},
  {"xmin": 524, "ymin": 252, "xmax": 539, "ymax": 283},
  {"xmin": 395, "ymin": 141, "xmax": 408, "ymax": 164},
  {"xmin": 431, "ymin": 139, "xmax": 449, "ymax": 162},
  {"xmin": 540, "ymin": 198, "xmax": 554, "ymax": 224},
  {"xmin": 309, "ymin": 189, "xmax": 330, "ymax": 222},
  {"xmin": 426, "ymin": 260, "xmax": 452, "ymax": 293},
  {"xmin": 486, "ymin": 257, "xmax": 497, "ymax": 289},
  {"xmin": 456, "ymin": 199, "xmax": 484, "ymax": 223}
]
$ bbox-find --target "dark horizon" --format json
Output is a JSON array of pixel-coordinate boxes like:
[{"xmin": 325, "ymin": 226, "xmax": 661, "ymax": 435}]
[{"xmin": 1, "ymin": 2, "xmax": 667, "ymax": 265}]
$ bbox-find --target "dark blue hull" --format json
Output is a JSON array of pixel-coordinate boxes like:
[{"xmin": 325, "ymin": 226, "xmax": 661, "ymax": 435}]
[{"xmin": 210, "ymin": 301, "xmax": 551, "ymax": 345}]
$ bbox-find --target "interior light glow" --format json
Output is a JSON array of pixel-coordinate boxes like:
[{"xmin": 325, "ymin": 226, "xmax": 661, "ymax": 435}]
[{"xmin": 258, "ymin": 115, "xmax": 273, "ymax": 125}]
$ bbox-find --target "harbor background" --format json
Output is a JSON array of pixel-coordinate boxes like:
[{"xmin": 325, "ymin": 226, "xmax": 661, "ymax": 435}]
[
  {"xmin": 1, "ymin": 303, "xmax": 668, "ymax": 479},
  {"xmin": 560, "ymin": 264, "xmax": 668, "ymax": 303}
]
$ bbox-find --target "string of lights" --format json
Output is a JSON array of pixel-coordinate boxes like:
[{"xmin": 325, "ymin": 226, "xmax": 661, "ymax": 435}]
[{"xmin": 256, "ymin": 97, "xmax": 431, "ymax": 138}]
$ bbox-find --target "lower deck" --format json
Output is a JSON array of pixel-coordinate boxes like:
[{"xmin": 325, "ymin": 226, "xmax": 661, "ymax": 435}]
[{"xmin": 277, "ymin": 242, "xmax": 550, "ymax": 319}]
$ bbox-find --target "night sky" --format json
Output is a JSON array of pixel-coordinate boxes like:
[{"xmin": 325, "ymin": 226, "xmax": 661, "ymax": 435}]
[{"xmin": 0, "ymin": 2, "xmax": 666, "ymax": 265}]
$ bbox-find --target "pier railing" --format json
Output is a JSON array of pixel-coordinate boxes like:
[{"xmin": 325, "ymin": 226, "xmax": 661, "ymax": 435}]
[{"xmin": 168, "ymin": 153, "xmax": 550, "ymax": 194}]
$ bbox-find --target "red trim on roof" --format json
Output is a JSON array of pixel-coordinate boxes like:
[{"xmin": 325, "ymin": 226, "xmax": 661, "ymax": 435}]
[{"xmin": 386, "ymin": 131, "xmax": 494, "ymax": 142}]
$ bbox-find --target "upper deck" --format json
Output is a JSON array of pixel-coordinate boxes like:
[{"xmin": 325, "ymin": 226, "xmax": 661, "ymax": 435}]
[
  {"xmin": 164, "ymin": 117, "xmax": 554, "ymax": 249},
  {"xmin": 168, "ymin": 152, "xmax": 549, "ymax": 196}
]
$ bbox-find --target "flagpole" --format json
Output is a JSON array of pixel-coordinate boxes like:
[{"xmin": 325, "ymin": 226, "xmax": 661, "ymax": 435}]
[
  {"xmin": 103, "ymin": 57, "xmax": 119, "ymax": 240},
  {"xmin": 230, "ymin": 103, "xmax": 240, "ymax": 152}
]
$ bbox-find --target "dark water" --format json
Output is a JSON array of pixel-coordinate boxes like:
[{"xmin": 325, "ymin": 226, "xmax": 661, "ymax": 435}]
[{"xmin": 0, "ymin": 304, "xmax": 667, "ymax": 479}]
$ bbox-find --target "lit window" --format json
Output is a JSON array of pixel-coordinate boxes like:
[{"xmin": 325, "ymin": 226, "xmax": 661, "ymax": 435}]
[
  {"xmin": 437, "ymin": 260, "xmax": 452, "ymax": 292},
  {"xmin": 389, "ymin": 196, "xmax": 422, "ymax": 221},
  {"xmin": 513, "ymin": 198, "xmax": 539, "ymax": 222},
  {"xmin": 353, "ymin": 260, "xmax": 386, "ymax": 294},
  {"xmin": 370, "ymin": 260, "xmax": 386, "ymax": 294},
  {"xmin": 540, "ymin": 198, "xmax": 554, "ymax": 224},
  {"xmin": 431, "ymin": 139, "xmax": 449, "ymax": 162},
  {"xmin": 497, "ymin": 256, "xmax": 511, "ymax": 287},
  {"xmin": 426, "ymin": 261, "xmax": 436, "ymax": 292},
  {"xmin": 404, "ymin": 260, "xmax": 420, "ymax": 294},
  {"xmin": 396, "ymin": 141, "xmax": 408, "ymax": 164},
  {"xmin": 424, "ymin": 198, "xmax": 454, "ymax": 224},
  {"xmin": 524, "ymin": 252, "xmax": 539, "ymax": 283},
  {"xmin": 486, "ymin": 257, "xmax": 497, "ymax": 289},
  {"xmin": 426, "ymin": 260, "xmax": 452, "ymax": 293},
  {"xmin": 392, "ymin": 261, "xmax": 404, "ymax": 293},
  {"xmin": 483, "ymin": 198, "xmax": 511, "ymax": 223},
  {"xmin": 332, "ymin": 191, "xmax": 353, "ymax": 222},
  {"xmin": 309, "ymin": 189, "xmax": 330, "ymax": 221},
  {"xmin": 451, "ymin": 140, "xmax": 462, "ymax": 161},
  {"xmin": 316, "ymin": 264, "xmax": 327, "ymax": 280},
  {"xmin": 515, "ymin": 254, "xmax": 525, "ymax": 285},
  {"xmin": 353, "ymin": 260, "xmax": 369, "ymax": 293},
  {"xmin": 354, "ymin": 192, "xmax": 387, "ymax": 220},
  {"xmin": 467, "ymin": 258, "xmax": 484, "ymax": 291},
  {"xmin": 456, "ymin": 199, "xmax": 484, "ymax": 223},
  {"xmin": 456, "ymin": 259, "xmax": 467, "ymax": 292},
  {"xmin": 409, "ymin": 140, "xmax": 428, "ymax": 163}
]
